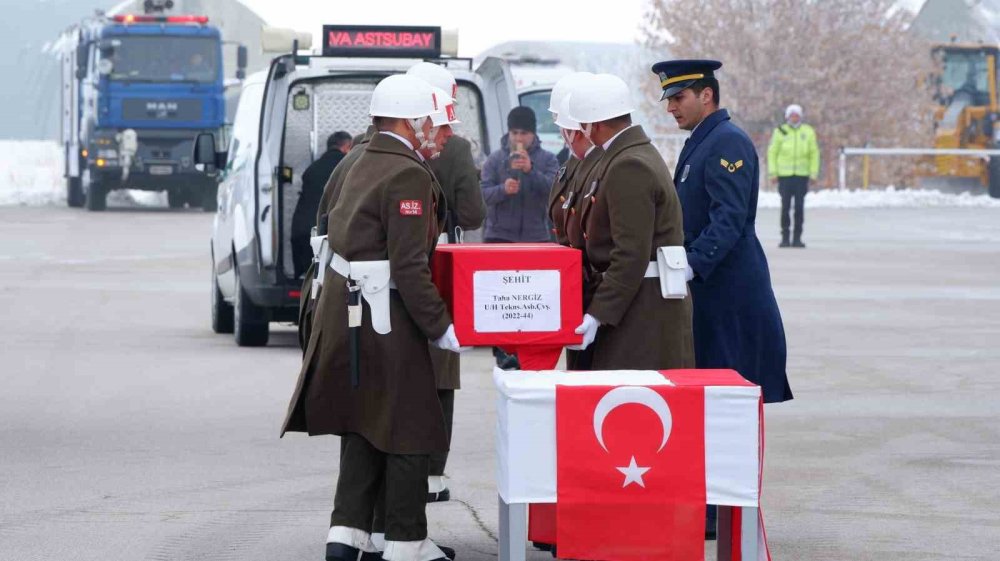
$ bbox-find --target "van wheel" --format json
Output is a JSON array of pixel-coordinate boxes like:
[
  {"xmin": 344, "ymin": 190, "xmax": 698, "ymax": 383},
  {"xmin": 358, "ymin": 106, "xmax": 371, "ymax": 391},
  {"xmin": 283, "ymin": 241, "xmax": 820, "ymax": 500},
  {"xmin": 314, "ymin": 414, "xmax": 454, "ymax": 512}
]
[
  {"xmin": 85, "ymin": 176, "xmax": 107, "ymax": 211},
  {"xmin": 211, "ymin": 258, "xmax": 234, "ymax": 334},
  {"xmin": 233, "ymin": 263, "xmax": 268, "ymax": 346},
  {"xmin": 67, "ymin": 177, "xmax": 84, "ymax": 208},
  {"xmin": 167, "ymin": 189, "xmax": 186, "ymax": 209}
]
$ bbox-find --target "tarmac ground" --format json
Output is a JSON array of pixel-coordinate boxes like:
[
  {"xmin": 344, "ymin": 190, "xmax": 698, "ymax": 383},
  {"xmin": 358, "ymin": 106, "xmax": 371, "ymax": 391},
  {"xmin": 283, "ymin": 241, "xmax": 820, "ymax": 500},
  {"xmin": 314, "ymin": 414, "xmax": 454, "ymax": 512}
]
[{"xmin": 1, "ymin": 204, "xmax": 999, "ymax": 560}]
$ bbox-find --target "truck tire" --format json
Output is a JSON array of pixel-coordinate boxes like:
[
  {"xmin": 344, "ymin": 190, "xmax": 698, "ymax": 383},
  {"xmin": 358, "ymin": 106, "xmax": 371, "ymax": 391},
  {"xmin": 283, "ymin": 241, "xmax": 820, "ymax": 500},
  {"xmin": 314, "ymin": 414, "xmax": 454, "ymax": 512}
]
[
  {"xmin": 233, "ymin": 263, "xmax": 268, "ymax": 347},
  {"xmin": 85, "ymin": 176, "xmax": 107, "ymax": 211},
  {"xmin": 211, "ymin": 256, "xmax": 234, "ymax": 334},
  {"xmin": 167, "ymin": 189, "xmax": 186, "ymax": 209},
  {"xmin": 989, "ymin": 156, "xmax": 1000, "ymax": 199},
  {"xmin": 201, "ymin": 182, "xmax": 219, "ymax": 212},
  {"xmin": 67, "ymin": 177, "xmax": 84, "ymax": 208}
]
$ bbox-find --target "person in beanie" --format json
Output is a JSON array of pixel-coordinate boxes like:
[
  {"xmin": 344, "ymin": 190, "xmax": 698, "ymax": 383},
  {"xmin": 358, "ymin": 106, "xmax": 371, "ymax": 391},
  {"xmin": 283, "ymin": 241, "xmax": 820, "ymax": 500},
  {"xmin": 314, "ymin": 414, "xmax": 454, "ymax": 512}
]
[
  {"xmin": 767, "ymin": 104, "xmax": 819, "ymax": 248},
  {"xmin": 480, "ymin": 106, "xmax": 559, "ymax": 369},
  {"xmin": 480, "ymin": 107, "xmax": 560, "ymax": 243}
]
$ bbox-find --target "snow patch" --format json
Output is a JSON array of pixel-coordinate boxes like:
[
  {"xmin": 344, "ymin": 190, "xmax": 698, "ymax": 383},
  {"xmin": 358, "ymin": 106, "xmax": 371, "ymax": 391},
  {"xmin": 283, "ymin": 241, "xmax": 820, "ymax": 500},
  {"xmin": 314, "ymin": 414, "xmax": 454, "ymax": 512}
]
[
  {"xmin": 757, "ymin": 187, "xmax": 1000, "ymax": 209},
  {"xmin": 0, "ymin": 140, "xmax": 165, "ymax": 208},
  {"xmin": 0, "ymin": 140, "xmax": 65, "ymax": 206}
]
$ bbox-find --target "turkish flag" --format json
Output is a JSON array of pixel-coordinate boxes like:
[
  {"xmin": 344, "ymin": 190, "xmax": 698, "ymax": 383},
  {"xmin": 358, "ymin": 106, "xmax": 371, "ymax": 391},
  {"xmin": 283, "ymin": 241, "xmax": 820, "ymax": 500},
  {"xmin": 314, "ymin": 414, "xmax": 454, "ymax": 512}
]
[{"xmin": 556, "ymin": 384, "xmax": 706, "ymax": 561}]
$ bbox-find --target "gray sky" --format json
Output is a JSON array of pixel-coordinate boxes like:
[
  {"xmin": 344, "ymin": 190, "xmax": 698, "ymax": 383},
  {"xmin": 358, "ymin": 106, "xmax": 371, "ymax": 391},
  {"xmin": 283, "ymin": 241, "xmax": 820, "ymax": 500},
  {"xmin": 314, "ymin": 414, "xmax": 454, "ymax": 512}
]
[{"xmin": 237, "ymin": 0, "xmax": 648, "ymax": 57}]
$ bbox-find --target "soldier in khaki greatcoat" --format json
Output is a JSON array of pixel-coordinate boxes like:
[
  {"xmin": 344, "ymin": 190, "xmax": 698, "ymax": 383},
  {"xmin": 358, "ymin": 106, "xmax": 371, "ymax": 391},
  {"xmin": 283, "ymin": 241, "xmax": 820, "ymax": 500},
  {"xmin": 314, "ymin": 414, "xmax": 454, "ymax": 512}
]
[
  {"xmin": 282, "ymin": 74, "xmax": 466, "ymax": 561},
  {"xmin": 297, "ymin": 125, "xmax": 376, "ymax": 350},
  {"xmin": 565, "ymin": 73, "xmax": 694, "ymax": 371},
  {"xmin": 406, "ymin": 62, "xmax": 486, "ymax": 505},
  {"xmin": 545, "ymin": 76, "xmax": 604, "ymax": 371},
  {"xmin": 545, "ymin": 72, "xmax": 595, "ymax": 247}
]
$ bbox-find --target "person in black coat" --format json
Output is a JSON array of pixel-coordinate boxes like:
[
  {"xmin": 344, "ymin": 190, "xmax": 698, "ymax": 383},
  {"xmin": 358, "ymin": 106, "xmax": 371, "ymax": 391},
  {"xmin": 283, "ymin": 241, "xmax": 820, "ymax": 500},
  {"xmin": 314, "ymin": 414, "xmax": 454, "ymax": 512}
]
[{"xmin": 291, "ymin": 131, "xmax": 352, "ymax": 278}]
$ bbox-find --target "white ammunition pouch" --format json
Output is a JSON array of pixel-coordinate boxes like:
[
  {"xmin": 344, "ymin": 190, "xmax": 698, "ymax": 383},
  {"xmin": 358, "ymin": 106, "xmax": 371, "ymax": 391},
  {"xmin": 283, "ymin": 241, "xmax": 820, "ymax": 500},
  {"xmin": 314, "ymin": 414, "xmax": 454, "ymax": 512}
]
[
  {"xmin": 649, "ymin": 246, "xmax": 689, "ymax": 299},
  {"xmin": 310, "ymin": 235, "xmax": 330, "ymax": 300},
  {"xmin": 330, "ymin": 252, "xmax": 396, "ymax": 335}
]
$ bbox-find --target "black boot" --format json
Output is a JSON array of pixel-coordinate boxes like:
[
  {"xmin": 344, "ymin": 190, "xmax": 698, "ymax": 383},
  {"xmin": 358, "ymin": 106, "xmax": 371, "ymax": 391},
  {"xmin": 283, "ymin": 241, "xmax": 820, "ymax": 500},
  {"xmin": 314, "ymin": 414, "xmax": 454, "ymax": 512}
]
[
  {"xmin": 779, "ymin": 233, "xmax": 790, "ymax": 248},
  {"xmin": 326, "ymin": 543, "xmax": 362, "ymax": 561},
  {"xmin": 493, "ymin": 347, "xmax": 521, "ymax": 370},
  {"xmin": 792, "ymin": 236, "xmax": 806, "ymax": 248}
]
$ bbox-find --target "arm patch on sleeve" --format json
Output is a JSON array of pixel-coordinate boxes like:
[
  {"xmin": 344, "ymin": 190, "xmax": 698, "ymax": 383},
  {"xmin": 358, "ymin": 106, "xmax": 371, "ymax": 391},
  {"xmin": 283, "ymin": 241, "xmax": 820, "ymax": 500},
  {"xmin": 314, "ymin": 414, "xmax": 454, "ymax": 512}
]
[{"xmin": 399, "ymin": 200, "xmax": 423, "ymax": 216}]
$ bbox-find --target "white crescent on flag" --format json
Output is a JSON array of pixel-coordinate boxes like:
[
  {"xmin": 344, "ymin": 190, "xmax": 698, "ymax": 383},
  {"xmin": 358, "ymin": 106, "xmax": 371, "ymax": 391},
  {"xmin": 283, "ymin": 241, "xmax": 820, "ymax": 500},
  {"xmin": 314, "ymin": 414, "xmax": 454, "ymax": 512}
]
[{"xmin": 592, "ymin": 386, "xmax": 672, "ymax": 453}]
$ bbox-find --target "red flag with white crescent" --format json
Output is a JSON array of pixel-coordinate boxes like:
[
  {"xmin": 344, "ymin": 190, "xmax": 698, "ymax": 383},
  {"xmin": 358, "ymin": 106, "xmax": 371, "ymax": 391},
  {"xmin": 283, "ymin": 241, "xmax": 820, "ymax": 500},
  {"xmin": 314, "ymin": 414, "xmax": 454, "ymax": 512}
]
[{"xmin": 556, "ymin": 384, "xmax": 706, "ymax": 561}]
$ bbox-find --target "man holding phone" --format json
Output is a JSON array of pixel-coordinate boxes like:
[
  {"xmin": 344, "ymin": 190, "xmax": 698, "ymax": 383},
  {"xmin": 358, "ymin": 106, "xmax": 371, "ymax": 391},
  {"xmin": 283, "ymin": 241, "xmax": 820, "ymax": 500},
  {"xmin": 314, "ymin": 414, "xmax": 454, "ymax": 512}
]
[{"xmin": 480, "ymin": 107, "xmax": 559, "ymax": 244}]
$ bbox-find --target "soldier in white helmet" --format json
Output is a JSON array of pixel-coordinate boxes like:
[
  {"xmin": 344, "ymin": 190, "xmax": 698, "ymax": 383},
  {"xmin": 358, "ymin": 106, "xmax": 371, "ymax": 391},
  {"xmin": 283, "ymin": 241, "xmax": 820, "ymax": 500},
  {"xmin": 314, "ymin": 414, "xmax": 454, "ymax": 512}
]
[
  {"xmin": 564, "ymin": 73, "xmax": 694, "ymax": 371},
  {"xmin": 404, "ymin": 61, "xmax": 484, "ymax": 506},
  {"xmin": 282, "ymin": 74, "xmax": 466, "ymax": 561},
  {"xmin": 547, "ymin": 77, "xmax": 605, "ymax": 371}
]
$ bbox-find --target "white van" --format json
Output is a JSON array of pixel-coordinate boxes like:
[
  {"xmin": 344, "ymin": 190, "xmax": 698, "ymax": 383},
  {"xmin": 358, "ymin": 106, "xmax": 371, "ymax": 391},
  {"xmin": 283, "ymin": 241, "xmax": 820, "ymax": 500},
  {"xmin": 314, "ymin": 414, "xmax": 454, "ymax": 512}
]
[{"xmin": 194, "ymin": 26, "xmax": 517, "ymax": 346}]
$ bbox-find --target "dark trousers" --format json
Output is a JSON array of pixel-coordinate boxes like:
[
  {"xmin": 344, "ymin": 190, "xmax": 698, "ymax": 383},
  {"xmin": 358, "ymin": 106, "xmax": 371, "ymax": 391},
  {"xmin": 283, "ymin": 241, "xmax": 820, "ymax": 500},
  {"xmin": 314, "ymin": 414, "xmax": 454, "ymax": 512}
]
[
  {"xmin": 778, "ymin": 176, "xmax": 809, "ymax": 240},
  {"xmin": 370, "ymin": 389, "xmax": 452, "ymax": 534},
  {"xmin": 331, "ymin": 433, "xmax": 429, "ymax": 542},
  {"xmin": 429, "ymin": 389, "xmax": 454, "ymax": 476}
]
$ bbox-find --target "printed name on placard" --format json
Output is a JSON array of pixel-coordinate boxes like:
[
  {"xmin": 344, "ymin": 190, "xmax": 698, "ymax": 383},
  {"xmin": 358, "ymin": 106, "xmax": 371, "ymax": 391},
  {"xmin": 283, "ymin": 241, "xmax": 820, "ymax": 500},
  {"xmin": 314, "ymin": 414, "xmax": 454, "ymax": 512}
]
[{"xmin": 473, "ymin": 270, "xmax": 561, "ymax": 333}]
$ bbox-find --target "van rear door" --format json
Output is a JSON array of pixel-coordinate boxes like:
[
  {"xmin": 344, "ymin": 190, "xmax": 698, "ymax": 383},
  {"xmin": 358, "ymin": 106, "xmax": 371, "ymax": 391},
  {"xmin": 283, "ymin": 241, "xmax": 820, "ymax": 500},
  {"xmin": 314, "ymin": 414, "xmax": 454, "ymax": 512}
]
[
  {"xmin": 254, "ymin": 55, "xmax": 294, "ymax": 272},
  {"xmin": 474, "ymin": 57, "xmax": 518, "ymax": 155}
]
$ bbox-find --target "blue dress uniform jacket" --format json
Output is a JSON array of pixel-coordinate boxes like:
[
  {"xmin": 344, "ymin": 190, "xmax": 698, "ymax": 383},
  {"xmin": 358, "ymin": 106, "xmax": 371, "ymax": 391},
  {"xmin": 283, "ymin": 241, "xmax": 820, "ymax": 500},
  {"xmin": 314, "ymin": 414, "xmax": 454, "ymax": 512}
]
[{"xmin": 674, "ymin": 109, "xmax": 792, "ymax": 403}]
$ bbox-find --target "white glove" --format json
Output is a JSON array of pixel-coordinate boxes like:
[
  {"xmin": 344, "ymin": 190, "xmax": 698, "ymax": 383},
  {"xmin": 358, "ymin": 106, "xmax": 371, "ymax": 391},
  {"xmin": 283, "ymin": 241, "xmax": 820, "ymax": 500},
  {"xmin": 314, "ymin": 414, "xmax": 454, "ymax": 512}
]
[
  {"xmin": 685, "ymin": 265, "xmax": 695, "ymax": 282},
  {"xmin": 567, "ymin": 313, "xmax": 600, "ymax": 351},
  {"xmin": 434, "ymin": 324, "xmax": 471, "ymax": 353}
]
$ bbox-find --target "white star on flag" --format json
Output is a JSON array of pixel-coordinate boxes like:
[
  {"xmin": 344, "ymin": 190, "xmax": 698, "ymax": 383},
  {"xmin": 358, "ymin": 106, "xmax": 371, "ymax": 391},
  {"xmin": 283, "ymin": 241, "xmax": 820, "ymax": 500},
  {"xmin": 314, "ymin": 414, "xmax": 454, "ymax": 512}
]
[{"xmin": 616, "ymin": 456, "xmax": 651, "ymax": 488}]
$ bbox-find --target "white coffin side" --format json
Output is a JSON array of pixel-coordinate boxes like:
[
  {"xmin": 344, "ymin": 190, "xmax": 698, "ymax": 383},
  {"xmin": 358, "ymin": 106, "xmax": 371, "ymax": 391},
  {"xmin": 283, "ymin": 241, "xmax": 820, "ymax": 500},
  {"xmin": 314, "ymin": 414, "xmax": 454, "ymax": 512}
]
[{"xmin": 495, "ymin": 369, "xmax": 761, "ymax": 507}]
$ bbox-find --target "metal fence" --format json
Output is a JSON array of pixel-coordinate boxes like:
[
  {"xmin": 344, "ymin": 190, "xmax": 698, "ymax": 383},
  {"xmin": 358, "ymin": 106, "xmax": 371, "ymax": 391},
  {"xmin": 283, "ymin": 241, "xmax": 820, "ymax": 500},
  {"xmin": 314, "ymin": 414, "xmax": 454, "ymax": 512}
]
[{"xmin": 838, "ymin": 146, "xmax": 1000, "ymax": 190}]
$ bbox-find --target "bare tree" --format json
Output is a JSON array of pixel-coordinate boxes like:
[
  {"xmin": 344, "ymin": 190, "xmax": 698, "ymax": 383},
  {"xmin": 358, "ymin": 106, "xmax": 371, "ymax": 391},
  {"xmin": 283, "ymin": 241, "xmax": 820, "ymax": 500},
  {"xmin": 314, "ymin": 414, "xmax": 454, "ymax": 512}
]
[{"xmin": 640, "ymin": 0, "xmax": 936, "ymax": 187}]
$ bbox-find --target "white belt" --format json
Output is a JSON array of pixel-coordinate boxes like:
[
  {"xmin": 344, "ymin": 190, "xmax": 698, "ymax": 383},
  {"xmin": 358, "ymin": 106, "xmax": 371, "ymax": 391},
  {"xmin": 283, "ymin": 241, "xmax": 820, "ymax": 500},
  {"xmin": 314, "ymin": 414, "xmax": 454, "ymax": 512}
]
[
  {"xmin": 329, "ymin": 252, "xmax": 396, "ymax": 335},
  {"xmin": 644, "ymin": 261, "xmax": 659, "ymax": 278}
]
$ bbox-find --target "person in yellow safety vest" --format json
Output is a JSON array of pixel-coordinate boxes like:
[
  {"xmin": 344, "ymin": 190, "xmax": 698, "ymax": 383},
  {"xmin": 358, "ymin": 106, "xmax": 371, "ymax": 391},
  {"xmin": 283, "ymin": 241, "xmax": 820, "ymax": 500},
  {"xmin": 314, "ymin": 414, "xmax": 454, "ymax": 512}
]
[{"xmin": 767, "ymin": 104, "xmax": 819, "ymax": 248}]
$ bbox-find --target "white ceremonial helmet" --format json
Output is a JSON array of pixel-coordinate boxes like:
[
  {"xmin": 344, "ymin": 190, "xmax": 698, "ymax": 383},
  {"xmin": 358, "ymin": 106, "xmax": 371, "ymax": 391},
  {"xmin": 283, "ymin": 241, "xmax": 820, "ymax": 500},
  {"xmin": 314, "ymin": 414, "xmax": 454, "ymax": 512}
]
[
  {"xmin": 555, "ymin": 92, "xmax": 581, "ymax": 131},
  {"xmin": 369, "ymin": 74, "xmax": 437, "ymax": 119},
  {"xmin": 428, "ymin": 86, "xmax": 461, "ymax": 128},
  {"xmin": 406, "ymin": 62, "xmax": 459, "ymax": 103},
  {"xmin": 566, "ymin": 73, "xmax": 635, "ymax": 125},
  {"xmin": 548, "ymin": 71, "xmax": 595, "ymax": 115},
  {"xmin": 423, "ymin": 86, "xmax": 461, "ymax": 159}
]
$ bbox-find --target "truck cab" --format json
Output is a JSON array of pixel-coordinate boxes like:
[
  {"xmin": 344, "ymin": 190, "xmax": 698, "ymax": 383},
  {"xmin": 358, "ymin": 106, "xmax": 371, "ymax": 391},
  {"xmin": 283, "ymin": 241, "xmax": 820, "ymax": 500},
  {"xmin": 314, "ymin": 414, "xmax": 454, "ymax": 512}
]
[
  {"xmin": 200, "ymin": 25, "xmax": 517, "ymax": 346},
  {"xmin": 61, "ymin": 13, "xmax": 232, "ymax": 210}
]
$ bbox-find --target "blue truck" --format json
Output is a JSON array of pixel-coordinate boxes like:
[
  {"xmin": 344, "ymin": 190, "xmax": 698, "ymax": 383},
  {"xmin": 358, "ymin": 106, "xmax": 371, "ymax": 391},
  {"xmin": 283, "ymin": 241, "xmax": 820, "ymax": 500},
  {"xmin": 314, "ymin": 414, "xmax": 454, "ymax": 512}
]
[{"xmin": 60, "ymin": 11, "xmax": 242, "ymax": 211}]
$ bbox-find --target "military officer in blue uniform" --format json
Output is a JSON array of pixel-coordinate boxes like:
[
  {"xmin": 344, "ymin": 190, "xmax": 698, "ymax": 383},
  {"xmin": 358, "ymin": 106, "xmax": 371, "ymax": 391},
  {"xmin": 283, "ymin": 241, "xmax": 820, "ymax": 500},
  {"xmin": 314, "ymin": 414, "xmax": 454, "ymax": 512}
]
[
  {"xmin": 652, "ymin": 59, "xmax": 793, "ymax": 538},
  {"xmin": 651, "ymin": 59, "xmax": 792, "ymax": 403}
]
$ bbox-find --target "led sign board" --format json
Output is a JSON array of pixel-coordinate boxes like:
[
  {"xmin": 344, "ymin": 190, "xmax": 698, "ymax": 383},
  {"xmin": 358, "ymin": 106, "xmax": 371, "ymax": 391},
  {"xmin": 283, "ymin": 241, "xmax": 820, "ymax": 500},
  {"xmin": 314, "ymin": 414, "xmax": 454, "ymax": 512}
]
[{"xmin": 322, "ymin": 25, "xmax": 442, "ymax": 58}]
